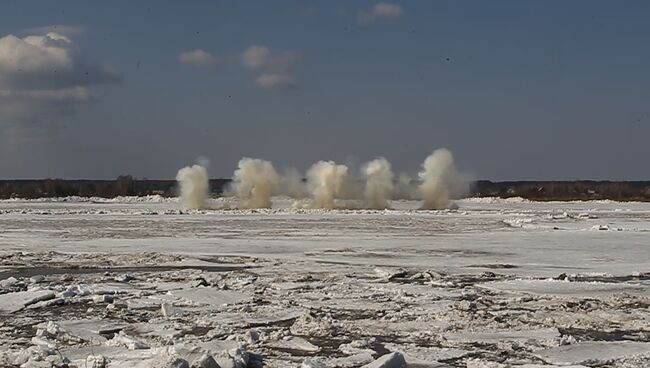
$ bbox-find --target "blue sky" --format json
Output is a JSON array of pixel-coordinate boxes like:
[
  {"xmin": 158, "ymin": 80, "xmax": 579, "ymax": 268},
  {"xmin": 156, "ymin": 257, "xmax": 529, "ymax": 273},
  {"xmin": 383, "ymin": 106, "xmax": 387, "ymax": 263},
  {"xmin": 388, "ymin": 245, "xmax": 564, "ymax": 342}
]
[{"xmin": 1, "ymin": 1, "xmax": 649, "ymax": 180}]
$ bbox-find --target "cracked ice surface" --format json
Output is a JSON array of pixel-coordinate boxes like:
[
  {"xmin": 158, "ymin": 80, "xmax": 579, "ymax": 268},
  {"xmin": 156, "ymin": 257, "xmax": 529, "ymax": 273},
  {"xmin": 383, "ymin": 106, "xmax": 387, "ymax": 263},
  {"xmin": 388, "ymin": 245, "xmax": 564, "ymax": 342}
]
[{"xmin": 0, "ymin": 197, "xmax": 648, "ymax": 367}]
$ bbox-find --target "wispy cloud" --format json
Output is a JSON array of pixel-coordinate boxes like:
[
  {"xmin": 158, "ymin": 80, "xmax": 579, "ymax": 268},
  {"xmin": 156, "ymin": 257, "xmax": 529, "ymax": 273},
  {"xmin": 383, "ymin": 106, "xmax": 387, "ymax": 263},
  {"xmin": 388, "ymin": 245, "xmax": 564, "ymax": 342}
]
[
  {"xmin": 358, "ymin": 3, "xmax": 404, "ymax": 25},
  {"xmin": 177, "ymin": 45, "xmax": 303, "ymax": 89},
  {"xmin": 179, "ymin": 49, "xmax": 219, "ymax": 66},
  {"xmin": 240, "ymin": 46, "xmax": 302, "ymax": 89},
  {"xmin": 240, "ymin": 46, "xmax": 302, "ymax": 71},
  {"xmin": 22, "ymin": 25, "xmax": 85, "ymax": 37},
  {"xmin": 256, "ymin": 73, "xmax": 298, "ymax": 89}
]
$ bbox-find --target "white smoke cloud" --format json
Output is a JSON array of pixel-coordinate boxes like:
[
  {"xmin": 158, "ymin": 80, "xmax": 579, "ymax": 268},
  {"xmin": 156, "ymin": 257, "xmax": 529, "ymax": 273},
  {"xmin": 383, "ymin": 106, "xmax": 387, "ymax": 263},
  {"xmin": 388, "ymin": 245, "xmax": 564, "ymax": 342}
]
[
  {"xmin": 222, "ymin": 150, "xmax": 469, "ymax": 210},
  {"xmin": 278, "ymin": 167, "xmax": 308, "ymax": 198},
  {"xmin": 176, "ymin": 164, "xmax": 209, "ymax": 210},
  {"xmin": 418, "ymin": 148, "xmax": 467, "ymax": 210},
  {"xmin": 306, "ymin": 161, "xmax": 349, "ymax": 209},
  {"xmin": 362, "ymin": 157, "xmax": 394, "ymax": 209},
  {"xmin": 393, "ymin": 172, "xmax": 418, "ymax": 200},
  {"xmin": 231, "ymin": 158, "xmax": 280, "ymax": 209}
]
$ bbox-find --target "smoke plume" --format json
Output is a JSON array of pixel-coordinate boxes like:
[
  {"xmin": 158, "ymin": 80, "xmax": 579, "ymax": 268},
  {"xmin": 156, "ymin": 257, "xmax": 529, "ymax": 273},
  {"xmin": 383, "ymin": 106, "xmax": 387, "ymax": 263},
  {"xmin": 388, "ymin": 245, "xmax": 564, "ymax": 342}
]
[
  {"xmin": 418, "ymin": 148, "xmax": 466, "ymax": 209},
  {"xmin": 306, "ymin": 161, "xmax": 349, "ymax": 209},
  {"xmin": 176, "ymin": 164, "xmax": 209, "ymax": 210},
  {"xmin": 362, "ymin": 157, "xmax": 394, "ymax": 209},
  {"xmin": 278, "ymin": 167, "xmax": 309, "ymax": 198},
  {"xmin": 232, "ymin": 157, "xmax": 280, "ymax": 209},
  {"xmin": 220, "ymin": 148, "xmax": 469, "ymax": 210},
  {"xmin": 393, "ymin": 172, "xmax": 418, "ymax": 200}
]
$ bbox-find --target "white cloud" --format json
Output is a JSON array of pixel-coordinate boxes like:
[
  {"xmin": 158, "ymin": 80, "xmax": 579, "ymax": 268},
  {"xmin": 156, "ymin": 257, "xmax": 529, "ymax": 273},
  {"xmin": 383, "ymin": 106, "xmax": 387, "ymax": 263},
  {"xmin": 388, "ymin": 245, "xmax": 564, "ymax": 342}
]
[
  {"xmin": 0, "ymin": 86, "xmax": 91, "ymax": 102},
  {"xmin": 176, "ymin": 45, "xmax": 303, "ymax": 89},
  {"xmin": 241, "ymin": 46, "xmax": 272, "ymax": 69},
  {"xmin": 256, "ymin": 73, "xmax": 297, "ymax": 89},
  {"xmin": 0, "ymin": 32, "xmax": 120, "ymax": 90},
  {"xmin": 241, "ymin": 45, "xmax": 302, "ymax": 71},
  {"xmin": 0, "ymin": 32, "xmax": 120, "ymax": 133},
  {"xmin": 22, "ymin": 25, "xmax": 85, "ymax": 37},
  {"xmin": 240, "ymin": 45, "xmax": 302, "ymax": 89},
  {"xmin": 179, "ymin": 49, "xmax": 218, "ymax": 66},
  {"xmin": 358, "ymin": 3, "xmax": 404, "ymax": 24}
]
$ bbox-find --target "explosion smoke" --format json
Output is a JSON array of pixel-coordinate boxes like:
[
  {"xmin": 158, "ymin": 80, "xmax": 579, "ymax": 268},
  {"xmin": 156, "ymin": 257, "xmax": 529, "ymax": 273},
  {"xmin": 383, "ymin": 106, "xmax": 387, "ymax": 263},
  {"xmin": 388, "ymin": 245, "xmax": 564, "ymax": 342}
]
[
  {"xmin": 362, "ymin": 157, "xmax": 394, "ymax": 209},
  {"xmin": 278, "ymin": 167, "xmax": 309, "ymax": 199},
  {"xmin": 418, "ymin": 148, "xmax": 465, "ymax": 209},
  {"xmin": 219, "ymin": 148, "xmax": 468, "ymax": 210},
  {"xmin": 232, "ymin": 158, "xmax": 280, "ymax": 209},
  {"xmin": 176, "ymin": 164, "xmax": 209, "ymax": 210},
  {"xmin": 306, "ymin": 161, "xmax": 349, "ymax": 209},
  {"xmin": 393, "ymin": 172, "xmax": 418, "ymax": 200}
]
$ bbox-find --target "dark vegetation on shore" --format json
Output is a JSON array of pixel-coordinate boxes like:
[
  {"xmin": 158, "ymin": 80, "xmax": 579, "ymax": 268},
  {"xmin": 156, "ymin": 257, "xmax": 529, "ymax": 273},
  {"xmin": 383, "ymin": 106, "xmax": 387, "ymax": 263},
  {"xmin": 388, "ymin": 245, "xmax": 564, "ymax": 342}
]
[
  {"xmin": 0, "ymin": 177, "xmax": 228, "ymax": 199},
  {"xmin": 473, "ymin": 180, "xmax": 650, "ymax": 202},
  {"xmin": 1, "ymin": 177, "xmax": 649, "ymax": 201}
]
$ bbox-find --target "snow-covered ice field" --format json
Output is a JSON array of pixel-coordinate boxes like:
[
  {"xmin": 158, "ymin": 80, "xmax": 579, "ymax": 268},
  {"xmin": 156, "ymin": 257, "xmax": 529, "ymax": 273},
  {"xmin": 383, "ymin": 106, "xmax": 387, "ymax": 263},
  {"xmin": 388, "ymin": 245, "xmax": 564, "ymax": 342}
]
[{"xmin": 0, "ymin": 197, "xmax": 649, "ymax": 367}]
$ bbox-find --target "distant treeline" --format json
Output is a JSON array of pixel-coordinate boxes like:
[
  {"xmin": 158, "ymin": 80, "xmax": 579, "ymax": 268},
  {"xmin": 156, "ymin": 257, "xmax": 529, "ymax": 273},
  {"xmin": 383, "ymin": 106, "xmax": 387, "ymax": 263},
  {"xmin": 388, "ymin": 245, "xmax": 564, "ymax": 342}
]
[
  {"xmin": 472, "ymin": 180, "xmax": 650, "ymax": 202},
  {"xmin": 0, "ymin": 176, "xmax": 229, "ymax": 199},
  {"xmin": 0, "ymin": 177, "xmax": 649, "ymax": 201}
]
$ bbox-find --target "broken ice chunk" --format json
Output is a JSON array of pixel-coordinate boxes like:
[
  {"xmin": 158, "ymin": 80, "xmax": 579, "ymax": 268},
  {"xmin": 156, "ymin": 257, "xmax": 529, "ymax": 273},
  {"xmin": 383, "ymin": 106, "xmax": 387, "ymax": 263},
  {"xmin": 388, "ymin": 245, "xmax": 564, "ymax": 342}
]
[
  {"xmin": 535, "ymin": 341, "xmax": 650, "ymax": 366},
  {"xmin": 267, "ymin": 336, "xmax": 320, "ymax": 353},
  {"xmin": 106, "ymin": 331, "xmax": 149, "ymax": 350},
  {"xmin": 361, "ymin": 352, "xmax": 407, "ymax": 368},
  {"xmin": 0, "ymin": 289, "xmax": 55, "ymax": 313},
  {"xmin": 169, "ymin": 288, "xmax": 249, "ymax": 306}
]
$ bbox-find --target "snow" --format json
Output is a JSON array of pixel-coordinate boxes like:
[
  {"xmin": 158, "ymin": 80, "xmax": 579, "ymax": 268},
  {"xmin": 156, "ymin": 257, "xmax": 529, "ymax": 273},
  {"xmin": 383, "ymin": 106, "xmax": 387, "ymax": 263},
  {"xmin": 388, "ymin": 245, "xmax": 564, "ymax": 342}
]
[
  {"xmin": 0, "ymin": 197, "xmax": 649, "ymax": 367},
  {"xmin": 535, "ymin": 341, "xmax": 650, "ymax": 365},
  {"xmin": 168, "ymin": 288, "xmax": 250, "ymax": 306},
  {"xmin": 0, "ymin": 289, "xmax": 55, "ymax": 313},
  {"xmin": 479, "ymin": 279, "xmax": 647, "ymax": 297},
  {"xmin": 382, "ymin": 343, "xmax": 469, "ymax": 363},
  {"xmin": 0, "ymin": 194, "xmax": 175, "ymax": 204},
  {"xmin": 360, "ymin": 352, "xmax": 407, "ymax": 368},
  {"xmin": 48, "ymin": 319, "xmax": 126, "ymax": 343},
  {"xmin": 442, "ymin": 328, "xmax": 560, "ymax": 344},
  {"xmin": 267, "ymin": 336, "xmax": 321, "ymax": 352}
]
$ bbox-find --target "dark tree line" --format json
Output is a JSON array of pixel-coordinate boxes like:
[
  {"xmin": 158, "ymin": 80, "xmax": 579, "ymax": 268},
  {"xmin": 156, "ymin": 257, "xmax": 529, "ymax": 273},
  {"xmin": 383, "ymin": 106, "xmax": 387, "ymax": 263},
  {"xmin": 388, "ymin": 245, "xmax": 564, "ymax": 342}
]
[
  {"xmin": 472, "ymin": 180, "xmax": 650, "ymax": 202},
  {"xmin": 0, "ymin": 177, "xmax": 649, "ymax": 201},
  {"xmin": 0, "ymin": 177, "xmax": 231, "ymax": 199}
]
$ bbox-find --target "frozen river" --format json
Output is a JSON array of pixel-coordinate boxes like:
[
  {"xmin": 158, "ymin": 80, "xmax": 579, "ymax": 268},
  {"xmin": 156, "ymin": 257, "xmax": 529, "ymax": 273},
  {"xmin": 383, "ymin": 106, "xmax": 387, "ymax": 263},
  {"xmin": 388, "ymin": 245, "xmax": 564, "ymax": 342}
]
[
  {"xmin": 0, "ymin": 197, "xmax": 648, "ymax": 367},
  {"xmin": 1, "ymin": 197, "xmax": 649, "ymax": 277}
]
